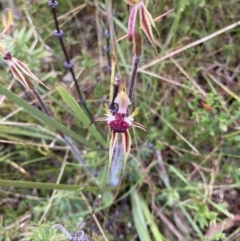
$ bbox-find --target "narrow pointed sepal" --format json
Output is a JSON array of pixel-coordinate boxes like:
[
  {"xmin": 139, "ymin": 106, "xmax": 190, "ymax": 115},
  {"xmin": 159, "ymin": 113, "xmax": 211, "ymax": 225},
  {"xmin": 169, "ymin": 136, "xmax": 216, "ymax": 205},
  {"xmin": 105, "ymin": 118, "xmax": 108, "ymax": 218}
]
[
  {"xmin": 132, "ymin": 121, "xmax": 147, "ymax": 132},
  {"xmin": 12, "ymin": 57, "xmax": 49, "ymax": 90},
  {"xmin": 139, "ymin": 2, "xmax": 154, "ymax": 44},
  {"xmin": 93, "ymin": 117, "xmax": 108, "ymax": 122},
  {"xmin": 101, "ymin": 131, "xmax": 119, "ymax": 203},
  {"xmin": 113, "ymin": 130, "xmax": 132, "ymax": 200},
  {"xmin": 9, "ymin": 64, "xmax": 33, "ymax": 91},
  {"xmin": 128, "ymin": 5, "xmax": 138, "ymax": 42},
  {"xmin": 109, "ymin": 132, "xmax": 119, "ymax": 163},
  {"xmin": 88, "ymin": 116, "xmax": 107, "ymax": 129}
]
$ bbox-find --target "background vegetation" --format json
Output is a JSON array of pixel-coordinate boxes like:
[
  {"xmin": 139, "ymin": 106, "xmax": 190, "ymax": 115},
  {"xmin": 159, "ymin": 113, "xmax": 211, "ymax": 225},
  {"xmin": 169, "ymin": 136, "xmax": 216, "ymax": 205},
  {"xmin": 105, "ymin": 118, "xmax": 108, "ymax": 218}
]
[{"xmin": 1, "ymin": 0, "xmax": 240, "ymax": 240}]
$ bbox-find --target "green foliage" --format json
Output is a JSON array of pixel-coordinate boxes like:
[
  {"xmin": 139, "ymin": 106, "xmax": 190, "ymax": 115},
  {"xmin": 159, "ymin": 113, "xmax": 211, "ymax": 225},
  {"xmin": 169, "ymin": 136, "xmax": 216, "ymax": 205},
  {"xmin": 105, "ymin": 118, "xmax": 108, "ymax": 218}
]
[
  {"xmin": 1, "ymin": 28, "xmax": 48, "ymax": 72},
  {"xmin": 1, "ymin": 0, "xmax": 240, "ymax": 240}
]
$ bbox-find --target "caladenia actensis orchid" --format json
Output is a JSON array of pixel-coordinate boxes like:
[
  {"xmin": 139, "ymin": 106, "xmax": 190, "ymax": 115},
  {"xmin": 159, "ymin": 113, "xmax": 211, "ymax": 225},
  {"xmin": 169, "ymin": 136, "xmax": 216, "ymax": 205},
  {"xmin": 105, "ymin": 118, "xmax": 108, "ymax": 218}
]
[
  {"xmin": 0, "ymin": 45, "xmax": 92, "ymax": 176},
  {"xmin": 94, "ymin": 85, "xmax": 146, "ymax": 199},
  {"xmin": 125, "ymin": 0, "xmax": 159, "ymax": 45},
  {"xmin": 0, "ymin": 48, "xmax": 48, "ymax": 92}
]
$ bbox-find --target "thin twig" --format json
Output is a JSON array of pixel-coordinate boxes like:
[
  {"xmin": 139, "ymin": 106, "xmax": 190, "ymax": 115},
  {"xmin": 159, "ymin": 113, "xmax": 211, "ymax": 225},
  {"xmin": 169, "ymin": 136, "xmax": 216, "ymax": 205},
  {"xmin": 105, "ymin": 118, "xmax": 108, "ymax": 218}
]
[
  {"xmin": 153, "ymin": 204, "xmax": 184, "ymax": 241},
  {"xmin": 140, "ymin": 19, "xmax": 240, "ymax": 70},
  {"xmin": 80, "ymin": 192, "xmax": 109, "ymax": 241}
]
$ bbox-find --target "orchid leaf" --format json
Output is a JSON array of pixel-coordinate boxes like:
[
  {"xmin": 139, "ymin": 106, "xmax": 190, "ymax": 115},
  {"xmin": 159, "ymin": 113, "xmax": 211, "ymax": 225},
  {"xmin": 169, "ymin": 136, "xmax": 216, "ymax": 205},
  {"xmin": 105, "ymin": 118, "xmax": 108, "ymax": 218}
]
[
  {"xmin": 141, "ymin": 196, "xmax": 166, "ymax": 241},
  {"xmin": 131, "ymin": 191, "xmax": 152, "ymax": 241}
]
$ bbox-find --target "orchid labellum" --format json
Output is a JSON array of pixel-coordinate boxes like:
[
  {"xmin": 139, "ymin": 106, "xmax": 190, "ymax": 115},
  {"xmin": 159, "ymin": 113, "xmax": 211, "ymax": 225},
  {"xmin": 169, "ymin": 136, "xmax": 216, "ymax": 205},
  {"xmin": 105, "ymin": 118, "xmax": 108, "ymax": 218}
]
[
  {"xmin": 95, "ymin": 87, "xmax": 146, "ymax": 199},
  {"xmin": 126, "ymin": 0, "xmax": 159, "ymax": 44}
]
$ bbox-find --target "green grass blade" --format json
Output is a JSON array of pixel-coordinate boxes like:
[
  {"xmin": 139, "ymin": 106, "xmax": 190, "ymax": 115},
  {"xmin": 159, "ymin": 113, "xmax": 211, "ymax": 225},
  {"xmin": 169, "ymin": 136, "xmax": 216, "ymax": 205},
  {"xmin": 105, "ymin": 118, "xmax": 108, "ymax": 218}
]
[
  {"xmin": 131, "ymin": 191, "xmax": 152, "ymax": 241},
  {"xmin": 56, "ymin": 86, "xmax": 107, "ymax": 148},
  {"xmin": 0, "ymin": 179, "xmax": 82, "ymax": 191},
  {"xmin": 140, "ymin": 197, "xmax": 166, "ymax": 241},
  {"xmin": 0, "ymin": 84, "xmax": 96, "ymax": 149},
  {"xmin": 179, "ymin": 205, "xmax": 203, "ymax": 238}
]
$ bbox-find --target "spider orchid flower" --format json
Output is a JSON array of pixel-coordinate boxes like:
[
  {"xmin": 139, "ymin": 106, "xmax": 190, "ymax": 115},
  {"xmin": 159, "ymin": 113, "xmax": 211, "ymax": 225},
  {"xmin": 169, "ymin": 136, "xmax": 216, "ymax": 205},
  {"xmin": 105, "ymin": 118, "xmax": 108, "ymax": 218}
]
[
  {"xmin": 125, "ymin": 0, "xmax": 159, "ymax": 44},
  {"xmin": 0, "ymin": 46, "xmax": 48, "ymax": 91},
  {"xmin": 95, "ymin": 89, "xmax": 146, "ymax": 199}
]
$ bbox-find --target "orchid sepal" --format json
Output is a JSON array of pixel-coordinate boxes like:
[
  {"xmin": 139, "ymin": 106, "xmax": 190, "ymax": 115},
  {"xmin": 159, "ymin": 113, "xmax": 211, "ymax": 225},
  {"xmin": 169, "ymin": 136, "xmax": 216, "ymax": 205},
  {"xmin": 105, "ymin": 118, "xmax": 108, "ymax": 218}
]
[
  {"xmin": 132, "ymin": 121, "xmax": 147, "ymax": 132},
  {"xmin": 139, "ymin": 2, "xmax": 155, "ymax": 44},
  {"xmin": 1, "ymin": 51, "xmax": 49, "ymax": 91},
  {"xmin": 101, "ymin": 131, "xmax": 119, "ymax": 200},
  {"xmin": 126, "ymin": 1, "xmax": 160, "ymax": 46},
  {"xmin": 128, "ymin": 5, "xmax": 138, "ymax": 41},
  {"xmin": 113, "ymin": 130, "xmax": 132, "ymax": 199}
]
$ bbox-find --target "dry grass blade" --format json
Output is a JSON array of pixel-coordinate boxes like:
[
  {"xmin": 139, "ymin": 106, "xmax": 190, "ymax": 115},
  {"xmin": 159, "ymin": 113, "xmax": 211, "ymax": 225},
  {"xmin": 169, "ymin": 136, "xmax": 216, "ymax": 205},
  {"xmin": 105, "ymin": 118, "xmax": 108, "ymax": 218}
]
[{"xmin": 140, "ymin": 20, "xmax": 240, "ymax": 70}]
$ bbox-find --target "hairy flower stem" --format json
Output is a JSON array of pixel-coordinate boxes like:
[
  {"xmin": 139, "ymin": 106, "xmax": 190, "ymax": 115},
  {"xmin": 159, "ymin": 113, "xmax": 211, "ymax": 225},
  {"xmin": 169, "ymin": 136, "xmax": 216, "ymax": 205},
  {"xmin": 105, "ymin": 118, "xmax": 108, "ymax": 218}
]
[
  {"xmin": 128, "ymin": 33, "xmax": 142, "ymax": 102},
  {"xmin": 48, "ymin": 0, "xmax": 93, "ymax": 121},
  {"xmin": 128, "ymin": 56, "xmax": 140, "ymax": 102}
]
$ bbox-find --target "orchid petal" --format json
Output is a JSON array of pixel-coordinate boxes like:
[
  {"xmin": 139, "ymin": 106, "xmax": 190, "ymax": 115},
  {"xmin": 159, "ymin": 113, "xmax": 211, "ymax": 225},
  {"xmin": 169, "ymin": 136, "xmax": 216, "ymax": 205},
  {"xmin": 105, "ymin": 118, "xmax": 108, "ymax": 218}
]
[
  {"xmin": 109, "ymin": 132, "xmax": 119, "ymax": 171},
  {"xmin": 114, "ymin": 90, "xmax": 131, "ymax": 114},
  {"xmin": 130, "ymin": 107, "xmax": 140, "ymax": 117},
  {"xmin": 9, "ymin": 64, "xmax": 33, "ymax": 91},
  {"xmin": 13, "ymin": 58, "xmax": 49, "ymax": 90},
  {"xmin": 101, "ymin": 131, "xmax": 119, "ymax": 200},
  {"xmin": 139, "ymin": 2, "xmax": 154, "ymax": 44},
  {"xmin": 128, "ymin": 5, "xmax": 138, "ymax": 41},
  {"xmin": 88, "ymin": 116, "xmax": 107, "ymax": 130},
  {"xmin": 132, "ymin": 121, "xmax": 147, "ymax": 132},
  {"xmin": 113, "ymin": 130, "xmax": 132, "ymax": 200},
  {"xmin": 104, "ymin": 103, "xmax": 111, "ymax": 115},
  {"xmin": 109, "ymin": 140, "xmax": 124, "ymax": 187},
  {"xmin": 143, "ymin": 4, "xmax": 160, "ymax": 38},
  {"xmin": 93, "ymin": 117, "xmax": 108, "ymax": 122}
]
